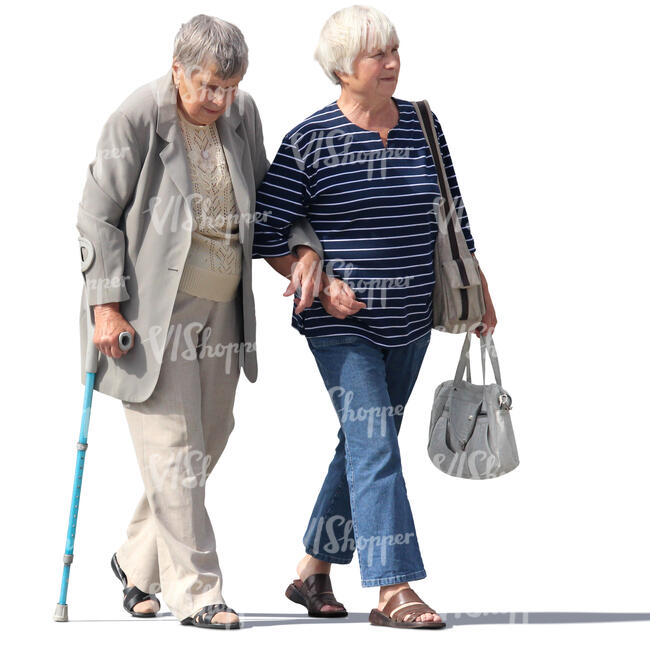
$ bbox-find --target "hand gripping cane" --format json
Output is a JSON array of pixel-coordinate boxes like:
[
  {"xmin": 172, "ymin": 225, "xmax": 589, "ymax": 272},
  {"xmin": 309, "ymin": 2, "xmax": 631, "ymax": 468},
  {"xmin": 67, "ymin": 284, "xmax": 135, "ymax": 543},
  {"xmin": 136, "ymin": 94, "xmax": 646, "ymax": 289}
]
[{"xmin": 54, "ymin": 242, "xmax": 133, "ymax": 622}]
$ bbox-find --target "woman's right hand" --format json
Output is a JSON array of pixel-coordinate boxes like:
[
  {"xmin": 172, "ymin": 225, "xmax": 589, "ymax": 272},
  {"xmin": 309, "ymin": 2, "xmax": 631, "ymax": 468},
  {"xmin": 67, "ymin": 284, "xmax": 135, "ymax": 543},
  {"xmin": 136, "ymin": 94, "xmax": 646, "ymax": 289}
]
[
  {"xmin": 319, "ymin": 275, "xmax": 366, "ymax": 319},
  {"xmin": 93, "ymin": 303, "xmax": 135, "ymax": 358}
]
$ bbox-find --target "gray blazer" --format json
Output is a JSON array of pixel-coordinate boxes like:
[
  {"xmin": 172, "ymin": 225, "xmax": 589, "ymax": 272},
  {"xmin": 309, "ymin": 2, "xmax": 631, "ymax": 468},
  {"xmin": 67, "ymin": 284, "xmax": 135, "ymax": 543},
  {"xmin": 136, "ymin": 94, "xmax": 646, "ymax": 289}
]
[{"xmin": 77, "ymin": 69, "xmax": 322, "ymax": 402}]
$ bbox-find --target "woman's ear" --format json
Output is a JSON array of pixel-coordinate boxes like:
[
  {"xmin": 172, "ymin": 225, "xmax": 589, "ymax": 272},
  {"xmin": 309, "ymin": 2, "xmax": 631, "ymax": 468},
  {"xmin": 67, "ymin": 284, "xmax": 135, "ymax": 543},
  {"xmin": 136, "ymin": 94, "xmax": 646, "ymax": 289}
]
[{"xmin": 171, "ymin": 60, "xmax": 182, "ymax": 87}]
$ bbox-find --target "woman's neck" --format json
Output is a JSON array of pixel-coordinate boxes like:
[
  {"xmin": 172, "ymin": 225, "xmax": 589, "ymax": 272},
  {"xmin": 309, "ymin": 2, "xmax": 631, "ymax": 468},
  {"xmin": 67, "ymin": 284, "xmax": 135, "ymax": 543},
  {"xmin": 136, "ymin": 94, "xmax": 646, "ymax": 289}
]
[{"xmin": 337, "ymin": 89, "xmax": 398, "ymax": 130}]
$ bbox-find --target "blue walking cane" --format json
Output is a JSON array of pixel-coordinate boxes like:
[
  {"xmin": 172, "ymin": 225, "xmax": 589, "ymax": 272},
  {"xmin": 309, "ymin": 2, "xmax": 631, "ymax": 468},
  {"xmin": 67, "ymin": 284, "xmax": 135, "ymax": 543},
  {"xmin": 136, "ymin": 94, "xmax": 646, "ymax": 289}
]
[{"xmin": 54, "ymin": 240, "xmax": 133, "ymax": 622}]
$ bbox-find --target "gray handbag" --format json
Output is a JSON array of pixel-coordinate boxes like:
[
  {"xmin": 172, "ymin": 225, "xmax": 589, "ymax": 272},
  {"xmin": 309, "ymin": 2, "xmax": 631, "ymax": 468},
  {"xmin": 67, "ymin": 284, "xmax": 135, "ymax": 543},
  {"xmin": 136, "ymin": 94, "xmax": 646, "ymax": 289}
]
[
  {"xmin": 428, "ymin": 331, "xmax": 519, "ymax": 479},
  {"xmin": 413, "ymin": 100, "xmax": 486, "ymax": 334}
]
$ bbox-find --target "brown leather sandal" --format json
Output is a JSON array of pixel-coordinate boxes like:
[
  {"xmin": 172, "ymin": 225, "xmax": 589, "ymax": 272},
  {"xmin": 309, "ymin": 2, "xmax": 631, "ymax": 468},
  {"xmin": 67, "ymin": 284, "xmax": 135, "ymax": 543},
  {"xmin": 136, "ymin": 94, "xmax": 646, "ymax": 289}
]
[
  {"xmin": 369, "ymin": 587, "xmax": 446, "ymax": 629},
  {"xmin": 285, "ymin": 573, "xmax": 348, "ymax": 617}
]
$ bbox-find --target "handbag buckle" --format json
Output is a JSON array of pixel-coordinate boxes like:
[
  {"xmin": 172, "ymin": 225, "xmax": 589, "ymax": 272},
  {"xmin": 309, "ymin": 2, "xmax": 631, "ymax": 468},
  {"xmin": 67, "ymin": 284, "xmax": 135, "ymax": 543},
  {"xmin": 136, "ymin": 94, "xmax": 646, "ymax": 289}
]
[{"xmin": 498, "ymin": 393, "xmax": 512, "ymax": 410}]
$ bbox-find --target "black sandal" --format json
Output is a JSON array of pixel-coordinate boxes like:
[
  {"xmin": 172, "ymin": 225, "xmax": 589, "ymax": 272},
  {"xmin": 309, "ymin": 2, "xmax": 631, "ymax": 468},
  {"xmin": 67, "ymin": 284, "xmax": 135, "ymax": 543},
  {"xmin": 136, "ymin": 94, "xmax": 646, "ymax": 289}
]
[
  {"xmin": 110, "ymin": 553, "xmax": 161, "ymax": 618},
  {"xmin": 285, "ymin": 573, "xmax": 348, "ymax": 617},
  {"xmin": 180, "ymin": 603, "xmax": 240, "ymax": 629}
]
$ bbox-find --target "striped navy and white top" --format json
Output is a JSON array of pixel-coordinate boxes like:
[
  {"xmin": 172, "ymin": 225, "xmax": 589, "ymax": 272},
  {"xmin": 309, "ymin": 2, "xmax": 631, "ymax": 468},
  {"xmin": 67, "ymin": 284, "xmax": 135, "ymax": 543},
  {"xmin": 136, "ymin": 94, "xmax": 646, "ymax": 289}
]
[{"xmin": 252, "ymin": 97, "xmax": 477, "ymax": 347}]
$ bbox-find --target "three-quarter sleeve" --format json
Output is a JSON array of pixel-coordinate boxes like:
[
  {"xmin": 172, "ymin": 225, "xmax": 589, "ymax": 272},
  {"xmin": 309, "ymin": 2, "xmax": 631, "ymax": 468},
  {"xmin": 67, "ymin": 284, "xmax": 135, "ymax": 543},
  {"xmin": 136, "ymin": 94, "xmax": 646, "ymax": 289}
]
[
  {"xmin": 432, "ymin": 112, "xmax": 477, "ymax": 254},
  {"xmin": 252, "ymin": 135, "xmax": 312, "ymax": 258}
]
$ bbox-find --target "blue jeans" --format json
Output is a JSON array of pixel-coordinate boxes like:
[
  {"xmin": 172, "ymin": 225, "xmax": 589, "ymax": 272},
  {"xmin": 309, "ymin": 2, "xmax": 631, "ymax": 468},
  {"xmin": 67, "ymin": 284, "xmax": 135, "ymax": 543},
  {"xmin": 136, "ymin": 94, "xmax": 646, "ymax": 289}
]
[{"xmin": 302, "ymin": 331, "xmax": 431, "ymax": 587}]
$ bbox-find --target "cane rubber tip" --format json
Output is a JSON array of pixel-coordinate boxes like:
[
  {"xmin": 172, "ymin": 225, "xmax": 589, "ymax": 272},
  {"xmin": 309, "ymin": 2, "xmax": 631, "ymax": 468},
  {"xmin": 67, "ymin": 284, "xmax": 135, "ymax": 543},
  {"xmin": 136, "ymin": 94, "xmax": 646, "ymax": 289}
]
[{"xmin": 53, "ymin": 603, "xmax": 68, "ymax": 622}]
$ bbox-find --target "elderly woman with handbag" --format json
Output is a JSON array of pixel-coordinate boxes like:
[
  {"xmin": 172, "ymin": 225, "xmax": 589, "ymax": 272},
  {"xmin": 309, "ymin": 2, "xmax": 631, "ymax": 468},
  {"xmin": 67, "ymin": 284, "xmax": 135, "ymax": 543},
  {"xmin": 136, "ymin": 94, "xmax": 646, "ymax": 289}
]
[
  {"xmin": 253, "ymin": 5, "xmax": 497, "ymax": 630},
  {"xmin": 76, "ymin": 14, "xmax": 326, "ymax": 629}
]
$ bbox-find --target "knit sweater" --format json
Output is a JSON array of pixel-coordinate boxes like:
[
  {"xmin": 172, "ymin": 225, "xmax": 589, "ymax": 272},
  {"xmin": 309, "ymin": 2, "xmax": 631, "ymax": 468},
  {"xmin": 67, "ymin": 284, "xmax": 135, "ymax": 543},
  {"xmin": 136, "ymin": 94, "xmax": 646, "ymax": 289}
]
[{"xmin": 176, "ymin": 105, "xmax": 242, "ymax": 302}]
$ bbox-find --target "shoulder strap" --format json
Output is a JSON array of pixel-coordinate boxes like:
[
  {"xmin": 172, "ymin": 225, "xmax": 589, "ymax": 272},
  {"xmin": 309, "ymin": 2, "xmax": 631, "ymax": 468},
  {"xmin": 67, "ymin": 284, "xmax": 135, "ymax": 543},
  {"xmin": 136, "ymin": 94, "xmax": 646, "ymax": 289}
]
[{"xmin": 413, "ymin": 100, "xmax": 463, "ymax": 261}]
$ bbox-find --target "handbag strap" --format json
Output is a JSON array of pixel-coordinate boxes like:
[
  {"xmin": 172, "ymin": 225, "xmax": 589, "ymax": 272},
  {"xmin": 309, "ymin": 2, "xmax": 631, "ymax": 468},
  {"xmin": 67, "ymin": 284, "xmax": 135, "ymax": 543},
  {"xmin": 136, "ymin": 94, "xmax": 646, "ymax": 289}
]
[
  {"xmin": 453, "ymin": 331, "xmax": 503, "ymax": 387},
  {"xmin": 412, "ymin": 100, "xmax": 465, "ymax": 265},
  {"xmin": 480, "ymin": 331, "xmax": 503, "ymax": 387}
]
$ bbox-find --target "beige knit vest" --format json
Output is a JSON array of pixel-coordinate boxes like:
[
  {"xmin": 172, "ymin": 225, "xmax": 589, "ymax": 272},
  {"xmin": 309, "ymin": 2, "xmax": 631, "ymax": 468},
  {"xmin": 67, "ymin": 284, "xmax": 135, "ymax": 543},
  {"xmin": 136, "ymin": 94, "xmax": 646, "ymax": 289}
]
[{"xmin": 176, "ymin": 105, "xmax": 242, "ymax": 302}]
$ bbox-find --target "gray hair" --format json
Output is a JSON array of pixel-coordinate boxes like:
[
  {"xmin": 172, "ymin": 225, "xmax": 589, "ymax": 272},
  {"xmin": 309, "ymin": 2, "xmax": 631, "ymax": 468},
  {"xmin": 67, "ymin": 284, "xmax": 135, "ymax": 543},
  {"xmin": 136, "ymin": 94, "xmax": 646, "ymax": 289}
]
[
  {"xmin": 314, "ymin": 5, "xmax": 399, "ymax": 85},
  {"xmin": 173, "ymin": 14, "xmax": 248, "ymax": 79}
]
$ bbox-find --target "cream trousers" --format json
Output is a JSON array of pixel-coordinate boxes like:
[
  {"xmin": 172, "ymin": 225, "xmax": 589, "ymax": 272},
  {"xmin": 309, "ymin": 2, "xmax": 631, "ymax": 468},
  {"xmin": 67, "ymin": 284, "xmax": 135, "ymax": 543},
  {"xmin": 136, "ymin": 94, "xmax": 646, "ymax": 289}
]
[{"xmin": 115, "ymin": 288, "xmax": 242, "ymax": 620}]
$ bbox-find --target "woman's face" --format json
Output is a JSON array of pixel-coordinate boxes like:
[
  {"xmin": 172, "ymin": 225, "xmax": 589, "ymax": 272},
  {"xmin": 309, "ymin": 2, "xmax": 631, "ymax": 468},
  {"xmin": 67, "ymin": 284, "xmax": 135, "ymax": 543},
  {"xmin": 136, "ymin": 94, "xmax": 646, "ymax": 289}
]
[
  {"xmin": 172, "ymin": 59, "xmax": 242, "ymax": 125},
  {"xmin": 338, "ymin": 38, "xmax": 400, "ymax": 99}
]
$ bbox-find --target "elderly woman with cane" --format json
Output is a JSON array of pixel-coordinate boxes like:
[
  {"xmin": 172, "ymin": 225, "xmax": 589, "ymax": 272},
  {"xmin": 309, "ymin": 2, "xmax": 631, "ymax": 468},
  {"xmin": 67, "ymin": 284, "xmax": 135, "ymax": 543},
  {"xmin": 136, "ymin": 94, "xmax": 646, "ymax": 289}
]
[
  {"xmin": 253, "ymin": 5, "xmax": 498, "ymax": 630},
  {"xmin": 76, "ymin": 14, "xmax": 327, "ymax": 629}
]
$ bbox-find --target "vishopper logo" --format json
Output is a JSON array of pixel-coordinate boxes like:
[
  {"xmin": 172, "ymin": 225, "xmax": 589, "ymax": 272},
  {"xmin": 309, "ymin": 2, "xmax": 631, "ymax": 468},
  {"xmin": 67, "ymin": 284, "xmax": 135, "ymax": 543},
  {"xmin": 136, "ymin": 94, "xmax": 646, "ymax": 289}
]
[
  {"xmin": 140, "ymin": 321, "xmax": 254, "ymax": 371},
  {"xmin": 450, "ymin": 611, "xmax": 530, "ymax": 624},
  {"xmin": 429, "ymin": 192, "xmax": 472, "ymax": 232},
  {"xmin": 94, "ymin": 146, "xmax": 132, "ymax": 180},
  {"xmin": 147, "ymin": 447, "xmax": 213, "ymax": 492},
  {"xmin": 306, "ymin": 515, "xmax": 415, "ymax": 567},
  {"xmin": 430, "ymin": 449, "xmax": 503, "ymax": 479},
  {"xmin": 86, "ymin": 274, "xmax": 130, "ymax": 294},
  {"xmin": 98, "ymin": 146, "xmax": 131, "ymax": 159},
  {"xmin": 187, "ymin": 204, "xmax": 240, "ymax": 242},
  {"xmin": 327, "ymin": 385, "xmax": 404, "ymax": 438},
  {"xmin": 345, "ymin": 274, "xmax": 416, "ymax": 308},
  {"xmin": 174, "ymin": 63, "xmax": 243, "ymax": 120},
  {"xmin": 287, "ymin": 128, "xmax": 414, "ymax": 181},
  {"xmin": 143, "ymin": 193, "xmax": 261, "ymax": 235},
  {"xmin": 322, "ymin": 258, "xmax": 416, "ymax": 309},
  {"xmin": 142, "ymin": 194, "xmax": 194, "ymax": 234}
]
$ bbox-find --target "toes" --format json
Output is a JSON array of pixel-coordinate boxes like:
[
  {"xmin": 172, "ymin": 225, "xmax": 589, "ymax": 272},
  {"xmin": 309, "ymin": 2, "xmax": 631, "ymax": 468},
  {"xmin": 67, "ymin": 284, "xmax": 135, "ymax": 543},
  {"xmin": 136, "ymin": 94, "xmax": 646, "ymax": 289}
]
[
  {"xmin": 211, "ymin": 612, "xmax": 239, "ymax": 625},
  {"xmin": 133, "ymin": 600, "xmax": 159, "ymax": 614},
  {"xmin": 320, "ymin": 604, "xmax": 345, "ymax": 613}
]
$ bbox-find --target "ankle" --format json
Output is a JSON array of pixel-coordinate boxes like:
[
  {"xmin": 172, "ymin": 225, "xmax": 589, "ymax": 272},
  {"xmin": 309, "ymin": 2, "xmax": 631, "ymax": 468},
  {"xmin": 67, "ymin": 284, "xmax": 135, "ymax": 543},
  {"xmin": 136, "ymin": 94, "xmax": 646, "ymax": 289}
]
[
  {"xmin": 297, "ymin": 554, "xmax": 331, "ymax": 581},
  {"xmin": 379, "ymin": 582, "xmax": 409, "ymax": 604}
]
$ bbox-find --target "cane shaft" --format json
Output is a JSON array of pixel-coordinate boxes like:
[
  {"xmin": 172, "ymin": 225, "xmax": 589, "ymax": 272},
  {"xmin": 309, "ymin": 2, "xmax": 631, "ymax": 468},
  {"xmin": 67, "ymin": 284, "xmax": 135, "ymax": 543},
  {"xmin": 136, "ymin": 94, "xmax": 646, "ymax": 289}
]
[{"xmin": 56, "ymin": 371, "xmax": 95, "ymax": 610}]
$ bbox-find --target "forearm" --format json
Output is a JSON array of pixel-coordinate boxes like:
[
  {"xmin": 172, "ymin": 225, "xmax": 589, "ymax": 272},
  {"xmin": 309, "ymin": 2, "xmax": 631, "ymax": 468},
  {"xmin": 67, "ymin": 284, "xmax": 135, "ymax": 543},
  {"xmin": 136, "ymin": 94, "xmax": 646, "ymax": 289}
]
[
  {"xmin": 264, "ymin": 253, "xmax": 300, "ymax": 279},
  {"xmin": 471, "ymin": 252, "xmax": 494, "ymax": 311},
  {"xmin": 264, "ymin": 246, "xmax": 326, "ymax": 291},
  {"xmin": 471, "ymin": 251, "xmax": 486, "ymax": 283}
]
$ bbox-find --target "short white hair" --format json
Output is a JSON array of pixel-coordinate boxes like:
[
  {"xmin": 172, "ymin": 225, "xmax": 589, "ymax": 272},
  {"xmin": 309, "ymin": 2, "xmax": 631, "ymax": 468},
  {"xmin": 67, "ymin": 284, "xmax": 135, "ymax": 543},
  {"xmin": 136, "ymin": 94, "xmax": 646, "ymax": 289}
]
[{"xmin": 314, "ymin": 5, "xmax": 399, "ymax": 85}]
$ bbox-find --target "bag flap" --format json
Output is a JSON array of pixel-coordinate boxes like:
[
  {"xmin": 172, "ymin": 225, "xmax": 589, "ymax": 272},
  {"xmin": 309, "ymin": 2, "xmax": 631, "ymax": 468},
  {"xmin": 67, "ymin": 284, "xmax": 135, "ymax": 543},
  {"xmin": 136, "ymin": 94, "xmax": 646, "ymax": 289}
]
[{"xmin": 448, "ymin": 391, "xmax": 484, "ymax": 447}]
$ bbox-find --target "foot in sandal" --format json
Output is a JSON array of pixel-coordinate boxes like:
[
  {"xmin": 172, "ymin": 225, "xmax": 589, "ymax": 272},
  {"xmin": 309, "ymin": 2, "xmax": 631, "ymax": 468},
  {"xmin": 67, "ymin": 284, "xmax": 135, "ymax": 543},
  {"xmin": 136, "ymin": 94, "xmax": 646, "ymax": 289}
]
[
  {"xmin": 180, "ymin": 604, "xmax": 240, "ymax": 629},
  {"xmin": 110, "ymin": 553, "xmax": 161, "ymax": 617},
  {"xmin": 285, "ymin": 554, "xmax": 347, "ymax": 617},
  {"xmin": 370, "ymin": 583, "xmax": 445, "ymax": 628},
  {"xmin": 127, "ymin": 580, "xmax": 160, "ymax": 615}
]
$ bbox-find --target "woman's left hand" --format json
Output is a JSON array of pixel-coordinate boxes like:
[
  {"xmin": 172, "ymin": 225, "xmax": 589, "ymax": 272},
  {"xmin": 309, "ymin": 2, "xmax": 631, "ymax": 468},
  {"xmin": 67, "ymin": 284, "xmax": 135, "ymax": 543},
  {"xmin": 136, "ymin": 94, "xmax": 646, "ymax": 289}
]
[
  {"xmin": 284, "ymin": 245, "xmax": 322, "ymax": 314},
  {"xmin": 473, "ymin": 300, "xmax": 497, "ymax": 337}
]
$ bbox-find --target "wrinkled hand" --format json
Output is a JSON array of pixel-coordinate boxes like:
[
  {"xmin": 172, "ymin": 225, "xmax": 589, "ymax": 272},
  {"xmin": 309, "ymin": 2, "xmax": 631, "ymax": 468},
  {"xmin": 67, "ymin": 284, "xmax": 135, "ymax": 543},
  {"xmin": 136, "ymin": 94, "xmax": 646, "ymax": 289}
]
[
  {"xmin": 319, "ymin": 275, "xmax": 366, "ymax": 319},
  {"xmin": 285, "ymin": 245, "xmax": 322, "ymax": 314},
  {"xmin": 93, "ymin": 302, "xmax": 135, "ymax": 358},
  {"xmin": 471, "ymin": 289, "xmax": 497, "ymax": 338}
]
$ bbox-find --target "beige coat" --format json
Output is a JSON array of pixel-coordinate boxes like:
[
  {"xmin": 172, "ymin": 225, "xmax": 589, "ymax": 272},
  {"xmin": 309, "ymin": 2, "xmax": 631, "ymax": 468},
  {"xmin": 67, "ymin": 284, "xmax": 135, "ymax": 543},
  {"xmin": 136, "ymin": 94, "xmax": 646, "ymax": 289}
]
[{"xmin": 77, "ymin": 69, "xmax": 322, "ymax": 402}]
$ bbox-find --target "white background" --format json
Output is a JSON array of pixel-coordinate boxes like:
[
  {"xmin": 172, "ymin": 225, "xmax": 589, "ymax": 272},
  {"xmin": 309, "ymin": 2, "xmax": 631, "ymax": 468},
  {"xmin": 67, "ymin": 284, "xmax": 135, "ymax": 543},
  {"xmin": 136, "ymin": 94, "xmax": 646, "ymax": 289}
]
[{"xmin": 1, "ymin": 0, "xmax": 649, "ymax": 648}]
